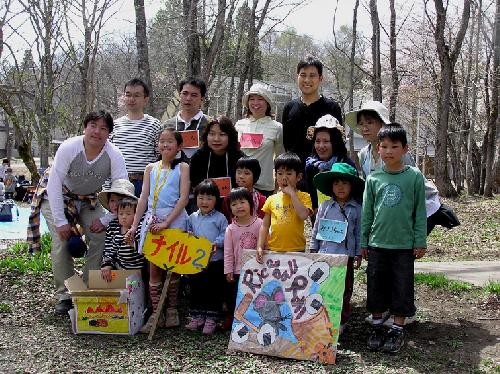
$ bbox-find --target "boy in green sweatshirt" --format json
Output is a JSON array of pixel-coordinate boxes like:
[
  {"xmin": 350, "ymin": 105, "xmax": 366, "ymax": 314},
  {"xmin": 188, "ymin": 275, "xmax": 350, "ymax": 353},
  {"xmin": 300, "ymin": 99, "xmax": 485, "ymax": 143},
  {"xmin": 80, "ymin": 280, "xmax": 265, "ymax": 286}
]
[{"xmin": 361, "ymin": 123, "xmax": 427, "ymax": 353}]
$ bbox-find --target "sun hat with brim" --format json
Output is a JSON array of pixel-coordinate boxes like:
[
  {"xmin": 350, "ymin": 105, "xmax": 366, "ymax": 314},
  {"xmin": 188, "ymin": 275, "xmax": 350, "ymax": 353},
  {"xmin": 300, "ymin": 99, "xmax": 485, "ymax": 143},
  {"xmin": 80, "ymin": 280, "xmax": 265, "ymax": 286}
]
[
  {"xmin": 344, "ymin": 101, "xmax": 390, "ymax": 135},
  {"xmin": 242, "ymin": 83, "xmax": 274, "ymax": 109},
  {"xmin": 314, "ymin": 114, "xmax": 346, "ymax": 142},
  {"xmin": 67, "ymin": 235, "xmax": 87, "ymax": 258},
  {"xmin": 313, "ymin": 162, "xmax": 365, "ymax": 198},
  {"xmin": 98, "ymin": 179, "xmax": 137, "ymax": 212}
]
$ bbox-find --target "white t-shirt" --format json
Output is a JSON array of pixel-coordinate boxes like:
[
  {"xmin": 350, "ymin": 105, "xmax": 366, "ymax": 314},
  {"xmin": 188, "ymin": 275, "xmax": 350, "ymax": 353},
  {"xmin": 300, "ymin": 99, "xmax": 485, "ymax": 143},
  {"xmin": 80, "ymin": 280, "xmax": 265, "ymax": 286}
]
[
  {"xmin": 46, "ymin": 136, "xmax": 128, "ymax": 227},
  {"xmin": 235, "ymin": 116, "xmax": 285, "ymax": 191}
]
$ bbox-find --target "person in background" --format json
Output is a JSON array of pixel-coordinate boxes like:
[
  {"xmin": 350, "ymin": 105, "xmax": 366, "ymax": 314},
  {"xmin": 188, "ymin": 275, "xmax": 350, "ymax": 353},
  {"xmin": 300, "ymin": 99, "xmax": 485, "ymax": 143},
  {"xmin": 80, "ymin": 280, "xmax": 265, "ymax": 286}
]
[
  {"xmin": 111, "ymin": 78, "xmax": 162, "ymax": 198},
  {"xmin": 235, "ymin": 83, "xmax": 284, "ymax": 197},
  {"xmin": 4, "ymin": 167, "xmax": 17, "ymax": 199},
  {"xmin": 164, "ymin": 77, "xmax": 208, "ymax": 160}
]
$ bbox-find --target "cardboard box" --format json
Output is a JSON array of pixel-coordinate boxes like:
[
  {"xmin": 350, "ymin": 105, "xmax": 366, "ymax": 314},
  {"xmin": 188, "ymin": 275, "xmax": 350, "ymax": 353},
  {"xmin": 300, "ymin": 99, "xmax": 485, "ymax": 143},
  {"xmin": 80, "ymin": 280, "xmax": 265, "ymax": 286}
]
[{"xmin": 65, "ymin": 270, "xmax": 145, "ymax": 335}]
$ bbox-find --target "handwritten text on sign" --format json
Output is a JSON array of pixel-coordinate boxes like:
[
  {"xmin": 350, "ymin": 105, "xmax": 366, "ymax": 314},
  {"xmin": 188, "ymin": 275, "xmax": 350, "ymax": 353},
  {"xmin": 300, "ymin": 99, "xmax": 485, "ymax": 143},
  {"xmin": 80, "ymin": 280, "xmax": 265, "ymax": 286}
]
[
  {"xmin": 240, "ymin": 133, "xmax": 264, "ymax": 149},
  {"xmin": 143, "ymin": 228, "xmax": 211, "ymax": 274},
  {"xmin": 315, "ymin": 219, "xmax": 348, "ymax": 243},
  {"xmin": 180, "ymin": 130, "xmax": 200, "ymax": 149}
]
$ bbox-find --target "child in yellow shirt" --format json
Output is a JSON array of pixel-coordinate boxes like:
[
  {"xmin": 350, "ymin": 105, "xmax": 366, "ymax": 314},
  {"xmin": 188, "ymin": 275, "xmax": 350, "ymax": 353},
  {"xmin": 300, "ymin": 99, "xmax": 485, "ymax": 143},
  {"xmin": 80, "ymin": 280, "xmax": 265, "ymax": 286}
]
[{"xmin": 256, "ymin": 152, "xmax": 312, "ymax": 263}]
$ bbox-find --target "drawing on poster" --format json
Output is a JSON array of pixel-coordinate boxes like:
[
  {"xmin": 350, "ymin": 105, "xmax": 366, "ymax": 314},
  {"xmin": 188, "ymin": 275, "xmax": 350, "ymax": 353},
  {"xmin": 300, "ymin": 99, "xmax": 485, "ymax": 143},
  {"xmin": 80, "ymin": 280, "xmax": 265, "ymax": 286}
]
[{"xmin": 227, "ymin": 250, "xmax": 347, "ymax": 364}]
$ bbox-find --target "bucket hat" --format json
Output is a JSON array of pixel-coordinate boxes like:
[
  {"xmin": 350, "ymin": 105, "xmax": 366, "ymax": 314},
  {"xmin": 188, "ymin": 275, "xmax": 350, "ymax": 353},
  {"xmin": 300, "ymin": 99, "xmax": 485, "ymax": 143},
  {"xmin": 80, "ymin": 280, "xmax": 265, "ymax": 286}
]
[
  {"xmin": 67, "ymin": 234, "xmax": 87, "ymax": 258},
  {"xmin": 242, "ymin": 83, "xmax": 274, "ymax": 110},
  {"xmin": 345, "ymin": 101, "xmax": 390, "ymax": 134},
  {"xmin": 313, "ymin": 162, "xmax": 364, "ymax": 198},
  {"xmin": 314, "ymin": 114, "xmax": 346, "ymax": 142},
  {"xmin": 98, "ymin": 179, "xmax": 137, "ymax": 212}
]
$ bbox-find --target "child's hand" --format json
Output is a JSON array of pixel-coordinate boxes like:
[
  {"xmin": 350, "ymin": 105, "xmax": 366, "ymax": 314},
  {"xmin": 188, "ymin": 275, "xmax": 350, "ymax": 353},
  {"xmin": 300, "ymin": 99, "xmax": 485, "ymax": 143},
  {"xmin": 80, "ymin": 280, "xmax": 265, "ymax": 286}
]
[
  {"xmin": 256, "ymin": 248, "xmax": 264, "ymax": 264},
  {"xmin": 226, "ymin": 273, "xmax": 234, "ymax": 282},
  {"xmin": 212, "ymin": 244, "xmax": 218, "ymax": 252},
  {"xmin": 361, "ymin": 247, "xmax": 369, "ymax": 260},
  {"xmin": 101, "ymin": 266, "xmax": 113, "ymax": 282},
  {"xmin": 413, "ymin": 248, "xmax": 426, "ymax": 259},
  {"xmin": 354, "ymin": 255, "xmax": 362, "ymax": 269},
  {"xmin": 150, "ymin": 221, "xmax": 166, "ymax": 234},
  {"xmin": 89, "ymin": 218, "xmax": 105, "ymax": 233},
  {"xmin": 281, "ymin": 185, "xmax": 295, "ymax": 196},
  {"xmin": 124, "ymin": 227, "xmax": 136, "ymax": 245}
]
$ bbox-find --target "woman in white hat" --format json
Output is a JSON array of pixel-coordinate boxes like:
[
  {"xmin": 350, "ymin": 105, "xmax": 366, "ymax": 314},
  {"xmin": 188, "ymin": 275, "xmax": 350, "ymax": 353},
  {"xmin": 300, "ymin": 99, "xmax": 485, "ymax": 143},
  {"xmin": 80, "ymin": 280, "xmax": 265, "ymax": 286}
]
[
  {"xmin": 235, "ymin": 84, "xmax": 285, "ymax": 196},
  {"xmin": 305, "ymin": 114, "xmax": 357, "ymax": 221}
]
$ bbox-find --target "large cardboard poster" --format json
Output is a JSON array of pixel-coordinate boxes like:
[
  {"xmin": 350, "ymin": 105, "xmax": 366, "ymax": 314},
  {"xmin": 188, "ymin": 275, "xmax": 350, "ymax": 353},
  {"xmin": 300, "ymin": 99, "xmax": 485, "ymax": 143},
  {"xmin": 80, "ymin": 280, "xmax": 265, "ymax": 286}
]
[{"xmin": 228, "ymin": 250, "xmax": 347, "ymax": 364}]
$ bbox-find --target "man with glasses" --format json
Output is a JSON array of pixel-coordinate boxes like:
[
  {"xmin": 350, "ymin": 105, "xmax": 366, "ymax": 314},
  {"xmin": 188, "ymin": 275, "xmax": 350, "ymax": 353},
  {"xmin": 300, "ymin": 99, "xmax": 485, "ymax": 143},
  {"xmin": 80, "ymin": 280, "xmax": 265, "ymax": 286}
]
[
  {"xmin": 111, "ymin": 78, "xmax": 162, "ymax": 197},
  {"xmin": 282, "ymin": 56, "xmax": 343, "ymax": 165},
  {"xmin": 164, "ymin": 77, "xmax": 208, "ymax": 160}
]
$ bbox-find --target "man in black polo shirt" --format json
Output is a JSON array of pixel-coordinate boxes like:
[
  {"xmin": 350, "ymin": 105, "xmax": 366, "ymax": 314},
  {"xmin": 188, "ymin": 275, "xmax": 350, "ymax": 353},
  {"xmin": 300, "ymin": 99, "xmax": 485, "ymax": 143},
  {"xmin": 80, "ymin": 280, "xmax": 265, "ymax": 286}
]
[{"xmin": 282, "ymin": 56, "xmax": 343, "ymax": 164}]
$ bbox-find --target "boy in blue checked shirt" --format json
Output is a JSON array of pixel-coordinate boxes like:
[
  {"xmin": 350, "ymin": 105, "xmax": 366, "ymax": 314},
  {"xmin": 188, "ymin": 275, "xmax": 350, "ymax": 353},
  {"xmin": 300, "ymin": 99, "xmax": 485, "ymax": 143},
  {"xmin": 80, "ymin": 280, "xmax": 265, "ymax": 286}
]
[{"xmin": 361, "ymin": 124, "xmax": 427, "ymax": 353}]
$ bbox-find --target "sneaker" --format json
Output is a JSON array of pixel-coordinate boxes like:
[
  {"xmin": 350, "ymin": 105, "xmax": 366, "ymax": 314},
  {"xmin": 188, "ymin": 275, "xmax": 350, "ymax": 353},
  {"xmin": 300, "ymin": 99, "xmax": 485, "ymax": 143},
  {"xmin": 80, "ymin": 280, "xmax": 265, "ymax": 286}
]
[
  {"xmin": 367, "ymin": 325, "xmax": 386, "ymax": 351},
  {"xmin": 164, "ymin": 308, "xmax": 180, "ymax": 328},
  {"xmin": 185, "ymin": 316, "xmax": 205, "ymax": 331},
  {"xmin": 382, "ymin": 328, "xmax": 405, "ymax": 353},
  {"xmin": 140, "ymin": 311, "xmax": 165, "ymax": 334},
  {"xmin": 55, "ymin": 299, "xmax": 73, "ymax": 315},
  {"xmin": 202, "ymin": 318, "xmax": 217, "ymax": 335}
]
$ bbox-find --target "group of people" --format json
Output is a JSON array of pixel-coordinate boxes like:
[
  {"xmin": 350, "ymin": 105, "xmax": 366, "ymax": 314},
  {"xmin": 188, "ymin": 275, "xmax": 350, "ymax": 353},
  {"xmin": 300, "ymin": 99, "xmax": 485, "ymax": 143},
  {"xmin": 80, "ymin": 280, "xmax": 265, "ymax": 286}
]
[{"xmin": 27, "ymin": 55, "xmax": 455, "ymax": 355}]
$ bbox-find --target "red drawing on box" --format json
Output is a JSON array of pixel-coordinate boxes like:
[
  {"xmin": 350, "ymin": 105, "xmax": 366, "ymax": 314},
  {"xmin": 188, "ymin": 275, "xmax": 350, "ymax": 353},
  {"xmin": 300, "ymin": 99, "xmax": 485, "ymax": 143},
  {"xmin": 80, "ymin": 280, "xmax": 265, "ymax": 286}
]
[{"xmin": 180, "ymin": 130, "xmax": 199, "ymax": 148}]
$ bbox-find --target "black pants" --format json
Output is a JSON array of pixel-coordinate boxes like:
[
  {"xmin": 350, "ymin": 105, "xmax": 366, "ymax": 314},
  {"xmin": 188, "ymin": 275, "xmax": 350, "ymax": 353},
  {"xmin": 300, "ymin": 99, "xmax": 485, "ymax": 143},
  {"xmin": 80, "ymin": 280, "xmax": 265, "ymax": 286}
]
[
  {"xmin": 188, "ymin": 260, "xmax": 224, "ymax": 319},
  {"xmin": 366, "ymin": 247, "xmax": 416, "ymax": 317}
]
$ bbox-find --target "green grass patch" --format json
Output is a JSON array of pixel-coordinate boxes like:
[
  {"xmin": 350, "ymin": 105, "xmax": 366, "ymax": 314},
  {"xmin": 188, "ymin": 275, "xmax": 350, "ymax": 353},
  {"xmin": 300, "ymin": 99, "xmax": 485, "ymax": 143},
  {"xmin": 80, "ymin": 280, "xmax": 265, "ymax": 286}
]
[
  {"xmin": 0, "ymin": 302, "xmax": 12, "ymax": 313},
  {"xmin": 0, "ymin": 233, "xmax": 52, "ymax": 274},
  {"xmin": 484, "ymin": 281, "xmax": 500, "ymax": 295},
  {"xmin": 414, "ymin": 273, "xmax": 473, "ymax": 291}
]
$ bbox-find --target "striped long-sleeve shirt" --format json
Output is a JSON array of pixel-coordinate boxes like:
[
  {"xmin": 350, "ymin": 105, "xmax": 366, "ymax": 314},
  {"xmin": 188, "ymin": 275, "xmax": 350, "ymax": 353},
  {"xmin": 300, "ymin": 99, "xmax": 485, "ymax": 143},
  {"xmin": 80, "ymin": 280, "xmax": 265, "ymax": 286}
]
[
  {"xmin": 110, "ymin": 114, "xmax": 162, "ymax": 174},
  {"xmin": 101, "ymin": 219, "xmax": 146, "ymax": 269}
]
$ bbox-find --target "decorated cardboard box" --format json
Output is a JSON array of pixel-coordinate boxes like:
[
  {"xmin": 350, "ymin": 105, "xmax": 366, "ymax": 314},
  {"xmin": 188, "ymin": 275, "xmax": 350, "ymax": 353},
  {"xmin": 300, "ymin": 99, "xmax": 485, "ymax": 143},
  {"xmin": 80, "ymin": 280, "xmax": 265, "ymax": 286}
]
[{"xmin": 65, "ymin": 270, "xmax": 145, "ymax": 335}]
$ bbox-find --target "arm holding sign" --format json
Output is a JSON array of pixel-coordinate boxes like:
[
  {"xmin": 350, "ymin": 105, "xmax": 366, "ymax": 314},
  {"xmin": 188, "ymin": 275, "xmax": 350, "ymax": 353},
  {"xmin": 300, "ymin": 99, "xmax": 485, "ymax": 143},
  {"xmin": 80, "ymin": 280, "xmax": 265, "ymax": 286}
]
[
  {"xmin": 309, "ymin": 201, "xmax": 325, "ymax": 253},
  {"xmin": 213, "ymin": 213, "xmax": 228, "ymax": 248},
  {"xmin": 256, "ymin": 213, "xmax": 271, "ymax": 264},
  {"xmin": 125, "ymin": 163, "xmax": 153, "ymax": 244},
  {"xmin": 353, "ymin": 203, "xmax": 362, "ymax": 269},
  {"xmin": 224, "ymin": 227, "xmax": 235, "ymax": 282}
]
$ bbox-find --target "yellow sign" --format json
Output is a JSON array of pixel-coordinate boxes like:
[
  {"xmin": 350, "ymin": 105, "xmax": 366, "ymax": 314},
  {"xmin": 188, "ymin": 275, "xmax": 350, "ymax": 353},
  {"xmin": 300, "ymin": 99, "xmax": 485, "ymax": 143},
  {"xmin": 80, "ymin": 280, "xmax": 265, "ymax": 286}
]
[{"xmin": 143, "ymin": 228, "xmax": 212, "ymax": 274}]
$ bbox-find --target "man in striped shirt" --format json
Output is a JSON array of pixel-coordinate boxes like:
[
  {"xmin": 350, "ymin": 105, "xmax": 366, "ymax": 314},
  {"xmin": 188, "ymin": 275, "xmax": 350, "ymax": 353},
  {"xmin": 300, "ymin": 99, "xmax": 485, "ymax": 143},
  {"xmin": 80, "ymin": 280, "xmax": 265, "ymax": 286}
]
[{"xmin": 111, "ymin": 78, "xmax": 163, "ymax": 196}]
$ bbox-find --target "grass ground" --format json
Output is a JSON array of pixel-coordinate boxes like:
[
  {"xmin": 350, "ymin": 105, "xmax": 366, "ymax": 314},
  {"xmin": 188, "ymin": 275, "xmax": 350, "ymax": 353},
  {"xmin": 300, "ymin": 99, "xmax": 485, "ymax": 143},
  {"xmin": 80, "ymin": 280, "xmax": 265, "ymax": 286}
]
[{"xmin": 0, "ymin": 195, "xmax": 498, "ymax": 373}]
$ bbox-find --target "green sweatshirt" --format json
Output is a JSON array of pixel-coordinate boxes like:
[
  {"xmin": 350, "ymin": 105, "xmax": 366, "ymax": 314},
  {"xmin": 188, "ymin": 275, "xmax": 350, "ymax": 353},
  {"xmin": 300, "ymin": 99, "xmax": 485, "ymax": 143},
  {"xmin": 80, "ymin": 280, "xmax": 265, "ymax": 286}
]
[{"xmin": 361, "ymin": 166, "xmax": 427, "ymax": 249}]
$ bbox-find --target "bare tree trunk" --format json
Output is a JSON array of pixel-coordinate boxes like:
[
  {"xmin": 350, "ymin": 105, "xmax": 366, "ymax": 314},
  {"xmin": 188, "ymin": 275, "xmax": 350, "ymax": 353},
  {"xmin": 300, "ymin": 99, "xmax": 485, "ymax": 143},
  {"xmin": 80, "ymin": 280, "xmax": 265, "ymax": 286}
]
[
  {"xmin": 388, "ymin": 0, "xmax": 398, "ymax": 121},
  {"xmin": 134, "ymin": 0, "xmax": 155, "ymax": 115},
  {"xmin": 484, "ymin": 0, "xmax": 499, "ymax": 196},
  {"xmin": 431, "ymin": 0, "xmax": 471, "ymax": 197},
  {"xmin": 466, "ymin": 0, "xmax": 482, "ymax": 194},
  {"xmin": 348, "ymin": 0, "xmax": 360, "ymax": 168},
  {"xmin": 369, "ymin": 0, "xmax": 382, "ymax": 101},
  {"xmin": 184, "ymin": 0, "xmax": 201, "ymax": 77}
]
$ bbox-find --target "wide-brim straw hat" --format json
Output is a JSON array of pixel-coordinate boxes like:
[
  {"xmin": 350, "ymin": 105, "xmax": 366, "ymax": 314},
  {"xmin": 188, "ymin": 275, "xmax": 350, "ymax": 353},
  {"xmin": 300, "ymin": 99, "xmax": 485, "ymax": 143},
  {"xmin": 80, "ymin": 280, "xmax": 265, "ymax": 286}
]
[
  {"xmin": 344, "ymin": 101, "xmax": 390, "ymax": 134},
  {"xmin": 98, "ymin": 179, "xmax": 137, "ymax": 212},
  {"xmin": 314, "ymin": 114, "xmax": 346, "ymax": 142},
  {"xmin": 313, "ymin": 162, "xmax": 365, "ymax": 198},
  {"xmin": 242, "ymin": 83, "xmax": 274, "ymax": 109}
]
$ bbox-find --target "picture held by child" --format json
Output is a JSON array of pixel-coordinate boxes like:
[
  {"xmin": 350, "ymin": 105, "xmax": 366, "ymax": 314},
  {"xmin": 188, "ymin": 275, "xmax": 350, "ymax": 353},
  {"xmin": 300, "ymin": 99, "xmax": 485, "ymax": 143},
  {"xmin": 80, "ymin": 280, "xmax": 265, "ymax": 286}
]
[
  {"xmin": 256, "ymin": 152, "xmax": 312, "ymax": 263},
  {"xmin": 126, "ymin": 127, "xmax": 190, "ymax": 332},
  {"xmin": 185, "ymin": 179, "xmax": 228, "ymax": 335},
  {"xmin": 224, "ymin": 187, "xmax": 264, "ymax": 324},
  {"xmin": 310, "ymin": 162, "xmax": 364, "ymax": 334},
  {"xmin": 361, "ymin": 124, "xmax": 427, "ymax": 354}
]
